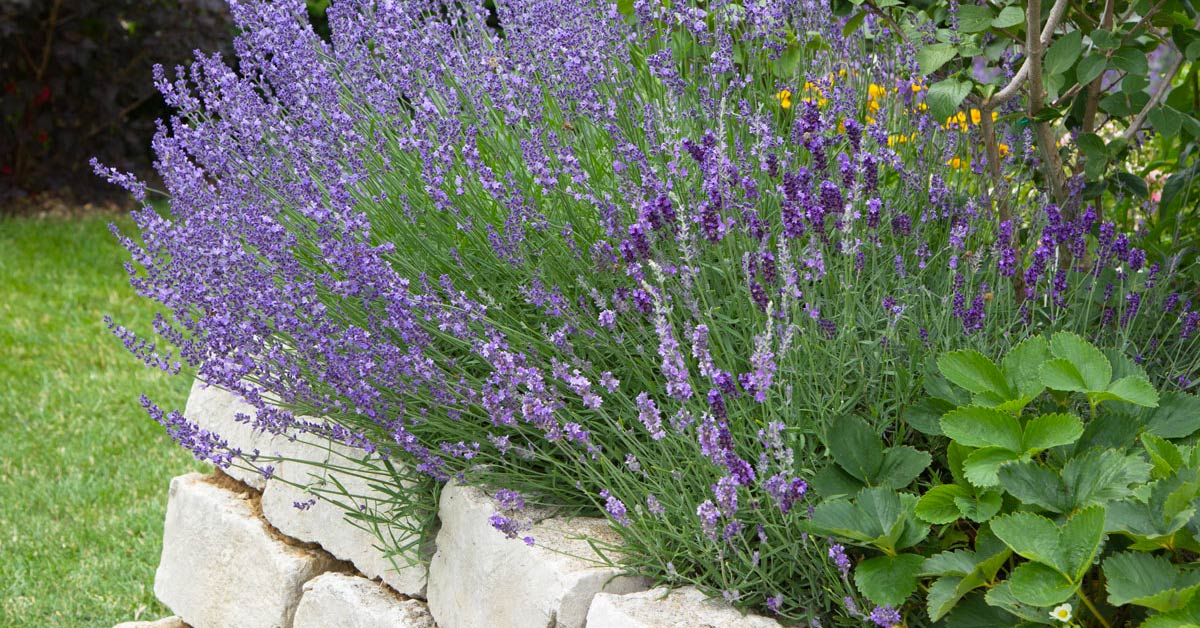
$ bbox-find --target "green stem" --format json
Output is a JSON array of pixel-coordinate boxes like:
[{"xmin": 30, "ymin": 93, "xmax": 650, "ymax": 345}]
[{"xmin": 1077, "ymin": 588, "xmax": 1112, "ymax": 628}]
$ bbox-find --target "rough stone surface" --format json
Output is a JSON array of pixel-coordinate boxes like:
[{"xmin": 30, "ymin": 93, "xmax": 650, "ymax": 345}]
[
  {"xmin": 260, "ymin": 443, "xmax": 428, "ymax": 597},
  {"xmin": 428, "ymin": 483, "xmax": 649, "ymax": 628},
  {"xmin": 184, "ymin": 381, "xmax": 282, "ymax": 490},
  {"xmin": 292, "ymin": 573, "xmax": 435, "ymax": 628},
  {"xmin": 587, "ymin": 587, "xmax": 783, "ymax": 628},
  {"xmin": 155, "ymin": 473, "xmax": 341, "ymax": 628},
  {"xmin": 113, "ymin": 617, "xmax": 190, "ymax": 628}
]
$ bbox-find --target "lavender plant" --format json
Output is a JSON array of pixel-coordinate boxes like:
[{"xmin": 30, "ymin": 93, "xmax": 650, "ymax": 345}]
[{"xmin": 97, "ymin": 0, "xmax": 1200, "ymax": 624}]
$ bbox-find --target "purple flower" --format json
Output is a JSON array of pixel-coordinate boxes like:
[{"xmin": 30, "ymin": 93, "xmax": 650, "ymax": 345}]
[
  {"xmin": 646, "ymin": 493, "xmax": 666, "ymax": 516},
  {"xmin": 697, "ymin": 500, "xmax": 721, "ymax": 541},
  {"xmin": 600, "ymin": 489, "xmax": 631, "ymax": 526},
  {"xmin": 828, "ymin": 543, "xmax": 851, "ymax": 577},
  {"xmin": 868, "ymin": 605, "xmax": 902, "ymax": 628},
  {"xmin": 636, "ymin": 392, "xmax": 666, "ymax": 440}
]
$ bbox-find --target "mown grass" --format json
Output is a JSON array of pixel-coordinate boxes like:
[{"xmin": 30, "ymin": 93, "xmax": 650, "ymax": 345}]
[{"xmin": 0, "ymin": 215, "xmax": 206, "ymax": 627}]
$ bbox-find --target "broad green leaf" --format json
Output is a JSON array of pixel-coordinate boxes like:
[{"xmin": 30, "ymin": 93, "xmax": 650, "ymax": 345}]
[
  {"xmin": 964, "ymin": 447, "xmax": 1021, "ymax": 487},
  {"xmin": 1113, "ymin": 46, "xmax": 1150, "ymax": 75},
  {"xmin": 918, "ymin": 43, "xmax": 958, "ymax": 75},
  {"xmin": 927, "ymin": 576, "xmax": 967, "ymax": 622},
  {"xmin": 811, "ymin": 499, "xmax": 878, "ymax": 543},
  {"xmin": 1144, "ymin": 393, "xmax": 1200, "ymax": 439},
  {"xmin": 1078, "ymin": 133, "xmax": 1108, "ymax": 162},
  {"xmin": 916, "ymin": 484, "xmax": 969, "ymax": 524},
  {"xmin": 841, "ymin": 10, "xmax": 868, "ymax": 38},
  {"xmin": 1095, "ymin": 375, "xmax": 1159, "ymax": 407},
  {"xmin": 922, "ymin": 549, "xmax": 979, "ymax": 576},
  {"xmin": 992, "ymin": 6, "xmax": 1024, "ymax": 29},
  {"xmin": 1107, "ymin": 473, "xmax": 1198, "ymax": 543},
  {"xmin": 998, "ymin": 461, "xmax": 1071, "ymax": 513},
  {"xmin": 1049, "ymin": 331, "xmax": 1112, "ymax": 391},
  {"xmin": 1044, "ymin": 30, "xmax": 1083, "ymax": 76},
  {"xmin": 825, "ymin": 416, "xmax": 883, "ymax": 483},
  {"xmin": 1022, "ymin": 413, "xmax": 1084, "ymax": 452},
  {"xmin": 894, "ymin": 493, "xmax": 931, "ymax": 550},
  {"xmin": 904, "ymin": 397, "xmax": 954, "ymax": 436},
  {"xmin": 939, "ymin": 350, "xmax": 1014, "ymax": 399},
  {"xmin": 1142, "ymin": 596, "xmax": 1200, "ymax": 628},
  {"xmin": 1008, "ymin": 562, "xmax": 1077, "ymax": 606},
  {"xmin": 1062, "ymin": 449, "xmax": 1152, "ymax": 509},
  {"xmin": 1143, "ymin": 433, "xmax": 1185, "ymax": 479},
  {"xmin": 877, "ymin": 446, "xmax": 931, "ymax": 489},
  {"xmin": 811, "ymin": 463, "xmax": 864, "ymax": 498},
  {"xmin": 1076, "ymin": 410, "xmax": 1143, "ymax": 453},
  {"xmin": 1040, "ymin": 358, "xmax": 1089, "ymax": 392},
  {"xmin": 954, "ymin": 489, "xmax": 1003, "ymax": 522},
  {"xmin": 1105, "ymin": 552, "xmax": 1200, "ymax": 612},
  {"xmin": 927, "ymin": 78, "xmax": 973, "ymax": 124},
  {"xmin": 1150, "ymin": 106, "xmax": 1184, "ymax": 138},
  {"xmin": 956, "ymin": 5, "xmax": 994, "ymax": 33},
  {"xmin": 991, "ymin": 511, "xmax": 1062, "ymax": 567},
  {"xmin": 1092, "ymin": 28, "xmax": 1120, "ymax": 49},
  {"xmin": 854, "ymin": 553, "xmax": 924, "ymax": 607},
  {"xmin": 1001, "ymin": 336, "xmax": 1051, "ymax": 401},
  {"xmin": 941, "ymin": 406, "xmax": 1023, "ymax": 450},
  {"xmin": 1060, "ymin": 505, "xmax": 1106, "ymax": 580},
  {"xmin": 982, "ymin": 583, "xmax": 1054, "ymax": 624},
  {"xmin": 1076, "ymin": 53, "xmax": 1107, "ymax": 85}
]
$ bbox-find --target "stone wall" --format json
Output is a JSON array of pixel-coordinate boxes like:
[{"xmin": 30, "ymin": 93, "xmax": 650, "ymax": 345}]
[{"xmin": 119, "ymin": 382, "xmax": 781, "ymax": 628}]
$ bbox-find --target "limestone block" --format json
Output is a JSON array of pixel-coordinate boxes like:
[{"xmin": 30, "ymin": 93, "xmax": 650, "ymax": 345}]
[
  {"xmin": 184, "ymin": 381, "xmax": 286, "ymax": 489},
  {"xmin": 292, "ymin": 573, "xmax": 435, "ymax": 628},
  {"xmin": 428, "ymin": 483, "xmax": 650, "ymax": 628},
  {"xmin": 113, "ymin": 617, "xmax": 189, "ymax": 628},
  {"xmin": 154, "ymin": 473, "xmax": 341, "ymax": 628},
  {"xmin": 587, "ymin": 587, "xmax": 783, "ymax": 628},
  {"xmin": 260, "ymin": 443, "xmax": 428, "ymax": 597}
]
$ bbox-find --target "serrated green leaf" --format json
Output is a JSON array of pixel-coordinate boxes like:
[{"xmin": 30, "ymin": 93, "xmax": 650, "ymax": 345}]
[
  {"xmin": 999, "ymin": 461, "xmax": 1071, "ymax": 512},
  {"xmin": 1008, "ymin": 562, "xmax": 1077, "ymax": 606},
  {"xmin": 1060, "ymin": 505, "xmax": 1106, "ymax": 580},
  {"xmin": 1022, "ymin": 413, "xmax": 1084, "ymax": 452},
  {"xmin": 918, "ymin": 43, "xmax": 958, "ymax": 75},
  {"xmin": 1063, "ymin": 449, "xmax": 1152, "ymax": 509},
  {"xmin": 922, "ymin": 549, "xmax": 980, "ymax": 576},
  {"xmin": 904, "ymin": 397, "xmax": 955, "ymax": 436},
  {"xmin": 1104, "ymin": 551, "xmax": 1200, "ymax": 611},
  {"xmin": 992, "ymin": 6, "xmax": 1024, "ymax": 29},
  {"xmin": 916, "ymin": 484, "xmax": 970, "ymax": 524},
  {"xmin": 1143, "ymin": 433, "xmax": 1185, "ymax": 479},
  {"xmin": 811, "ymin": 499, "xmax": 878, "ymax": 543},
  {"xmin": 981, "ymin": 582, "xmax": 1053, "ymax": 624},
  {"xmin": 878, "ymin": 446, "xmax": 931, "ymax": 489},
  {"xmin": 1141, "ymin": 596, "xmax": 1200, "ymax": 628},
  {"xmin": 825, "ymin": 415, "xmax": 883, "ymax": 483},
  {"xmin": 855, "ymin": 553, "xmax": 924, "ymax": 607},
  {"xmin": 1041, "ymin": 358, "xmax": 1089, "ymax": 392},
  {"xmin": 1044, "ymin": 30, "xmax": 1083, "ymax": 76},
  {"xmin": 939, "ymin": 350, "xmax": 1014, "ymax": 399},
  {"xmin": 927, "ymin": 575, "xmax": 966, "ymax": 622},
  {"xmin": 964, "ymin": 447, "xmax": 1021, "ymax": 487},
  {"xmin": 941, "ymin": 406, "xmax": 1023, "ymax": 450},
  {"xmin": 1050, "ymin": 331, "xmax": 1112, "ymax": 392},
  {"xmin": 1001, "ymin": 336, "xmax": 1051, "ymax": 402},
  {"xmin": 991, "ymin": 511, "xmax": 1063, "ymax": 567},
  {"xmin": 1096, "ymin": 375, "xmax": 1159, "ymax": 407},
  {"xmin": 811, "ymin": 463, "xmax": 865, "ymax": 498},
  {"xmin": 1144, "ymin": 393, "xmax": 1200, "ymax": 439},
  {"xmin": 954, "ymin": 489, "xmax": 1003, "ymax": 522},
  {"xmin": 1092, "ymin": 28, "xmax": 1120, "ymax": 49}
]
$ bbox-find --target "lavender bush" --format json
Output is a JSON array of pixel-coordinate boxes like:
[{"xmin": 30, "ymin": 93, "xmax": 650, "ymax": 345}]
[{"xmin": 98, "ymin": 0, "xmax": 1200, "ymax": 624}]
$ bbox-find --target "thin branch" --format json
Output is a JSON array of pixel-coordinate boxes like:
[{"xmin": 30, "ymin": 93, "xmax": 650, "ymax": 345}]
[
  {"xmin": 35, "ymin": 0, "xmax": 63, "ymax": 82},
  {"xmin": 984, "ymin": 0, "xmax": 1071, "ymax": 110}
]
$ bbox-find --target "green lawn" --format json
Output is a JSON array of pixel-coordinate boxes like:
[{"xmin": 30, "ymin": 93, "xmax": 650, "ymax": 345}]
[{"xmin": 0, "ymin": 215, "xmax": 206, "ymax": 627}]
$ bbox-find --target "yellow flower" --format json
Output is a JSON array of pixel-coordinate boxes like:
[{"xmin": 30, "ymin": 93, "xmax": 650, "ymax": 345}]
[
  {"xmin": 1050, "ymin": 603, "xmax": 1072, "ymax": 623},
  {"xmin": 865, "ymin": 115, "xmax": 876, "ymax": 126},
  {"xmin": 868, "ymin": 99, "xmax": 880, "ymax": 113},
  {"xmin": 998, "ymin": 143, "xmax": 1010, "ymax": 158},
  {"xmin": 888, "ymin": 134, "xmax": 907, "ymax": 147},
  {"xmin": 776, "ymin": 88, "xmax": 792, "ymax": 110},
  {"xmin": 868, "ymin": 83, "xmax": 888, "ymax": 101},
  {"xmin": 970, "ymin": 108, "xmax": 982, "ymax": 125},
  {"xmin": 911, "ymin": 82, "xmax": 924, "ymax": 93},
  {"xmin": 947, "ymin": 157, "xmax": 970, "ymax": 170}
]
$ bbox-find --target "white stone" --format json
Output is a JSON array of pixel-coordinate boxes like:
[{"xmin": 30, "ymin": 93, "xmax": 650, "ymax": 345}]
[
  {"xmin": 113, "ymin": 617, "xmax": 189, "ymax": 628},
  {"xmin": 292, "ymin": 573, "xmax": 435, "ymax": 628},
  {"xmin": 184, "ymin": 381, "xmax": 286, "ymax": 490},
  {"xmin": 154, "ymin": 473, "xmax": 340, "ymax": 628},
  {"xmin": 260, "ymin": 442, "xmax": 428, "ymax": 597},
  {"xmin": 586, "ymin": 587, "xmax": 783, "ymax": 628},
  {"xmin": 427, "ymin": 483, "xmax": 649, "ymax": 628}
]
